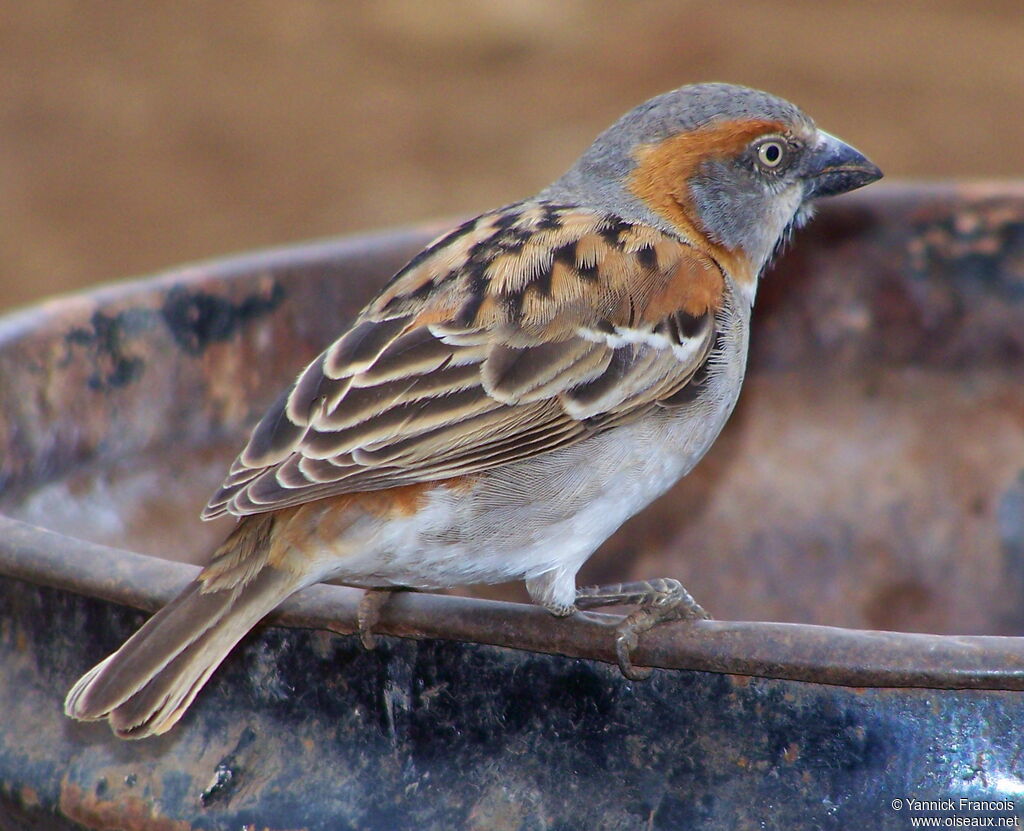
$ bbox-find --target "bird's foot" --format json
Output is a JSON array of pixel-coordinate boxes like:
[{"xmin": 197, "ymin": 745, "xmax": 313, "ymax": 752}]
[{"xmin": 575, "ymin": 578, "xmax": 710, "ymax": 680}]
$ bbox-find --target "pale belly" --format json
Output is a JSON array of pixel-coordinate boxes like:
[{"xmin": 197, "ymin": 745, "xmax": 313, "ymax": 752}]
[{"xmin": 315, "ymin": 298, "xmax": 752, "ymax": 597}]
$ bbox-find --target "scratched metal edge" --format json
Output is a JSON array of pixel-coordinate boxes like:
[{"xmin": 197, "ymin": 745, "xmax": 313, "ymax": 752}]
[
  {"xmin": 3, "ymin": 514, "xmax": 1024, "ymax": 690},
  {"xmin": 0, "ymin": 222, "xmax": 445, "ymax": 339}
]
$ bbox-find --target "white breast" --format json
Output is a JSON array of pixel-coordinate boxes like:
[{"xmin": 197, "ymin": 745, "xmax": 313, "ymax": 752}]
[{"xmin": 323, "ymin": 293, "xmax": 752, "ymax": 593}]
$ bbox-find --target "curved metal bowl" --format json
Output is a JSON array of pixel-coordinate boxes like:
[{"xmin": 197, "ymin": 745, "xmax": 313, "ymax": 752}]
[{"xmin": 2, "ymin": 183, "xmax": 1023, "ymax": 830}]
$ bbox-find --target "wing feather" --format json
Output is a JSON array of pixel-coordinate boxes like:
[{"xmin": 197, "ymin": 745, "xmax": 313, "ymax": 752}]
[{"xmin": 202, "ymin": 202, "xmax": 727, "ymax": 519}]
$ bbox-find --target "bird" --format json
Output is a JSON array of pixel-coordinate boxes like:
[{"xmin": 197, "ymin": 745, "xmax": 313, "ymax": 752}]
[{"xmin": 64, "ymin": 82, "xmax": 882, "ymax": 738}]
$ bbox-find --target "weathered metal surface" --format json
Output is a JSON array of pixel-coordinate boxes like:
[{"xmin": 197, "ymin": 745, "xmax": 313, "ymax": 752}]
[
  {"xmin": 1, "ymin": 183, "xmax": 1023, "ymax": 829},
  {"xmin": 4, "ymin": 576, "xmax": 1024, "ymax": 831}
]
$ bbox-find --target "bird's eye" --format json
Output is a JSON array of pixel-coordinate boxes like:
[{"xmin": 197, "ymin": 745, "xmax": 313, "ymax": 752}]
[{"xmin": 755, "ymin": 139, "xmax": 787, "ymax": 170}]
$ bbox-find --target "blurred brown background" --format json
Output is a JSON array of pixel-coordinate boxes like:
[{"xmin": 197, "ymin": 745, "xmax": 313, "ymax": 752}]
[{"xmin": 3, "ymin": 0, "xmax": 1023, "ymax": 313}]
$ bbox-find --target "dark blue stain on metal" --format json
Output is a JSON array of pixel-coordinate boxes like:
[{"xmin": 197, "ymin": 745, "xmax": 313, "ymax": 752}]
[
  {"xmin": 161, "ymin": 769, "xmax": 194, "ymax": 811},
  {"xmin": 999, "ymin": 473, "xmax": 1024, "ymax": 555},
  {"xmin": 161, "ymin": 282, "xmax": 285, "ymax": 355},
  {"xmin": 909, "ymin": 198, "xmax": 1024, "ymax": 302},
  {"xmin": 64, "ymin": 309, "xmax": 152, "ymax": 390},
  {"xmin": 998, "ymin": 472, "xmax": 1024, "ymax": 632},
  {"xmin": 199, "ymin": 727, "xmax": 256, "ymax": 807},
  {"xmin": 7, "ymin": 578, "xmax": 1024, "ymax": 830}
]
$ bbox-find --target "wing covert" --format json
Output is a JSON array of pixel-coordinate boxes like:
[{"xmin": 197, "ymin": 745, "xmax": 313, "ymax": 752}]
[{"xmin": 203, "ymin": 202, "xmax": 726, "ymax": 519}]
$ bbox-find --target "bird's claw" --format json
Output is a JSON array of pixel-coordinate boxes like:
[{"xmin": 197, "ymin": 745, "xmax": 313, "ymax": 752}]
[
  {"xmin": 357, "ymin": 588, "xmax": 396, "ymax": 650},
  {"xmin": 614, "ymin": 622, "xmax": 653, "ymax": 681},
  {"xmin": 590, "ymin": 578, "xmax": 710, "ymax": 680}
]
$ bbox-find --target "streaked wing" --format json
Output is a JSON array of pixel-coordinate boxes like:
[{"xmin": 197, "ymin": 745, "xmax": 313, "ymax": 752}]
[{"xmin": 203, "ymin": 202, "xmax": 726, "ymax": 518}]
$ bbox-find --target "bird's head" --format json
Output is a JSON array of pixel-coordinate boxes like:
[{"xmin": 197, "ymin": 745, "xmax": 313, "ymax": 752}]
[{"xmin": 544, "ymin": 83, "xmax": 882, "ymax": 302}]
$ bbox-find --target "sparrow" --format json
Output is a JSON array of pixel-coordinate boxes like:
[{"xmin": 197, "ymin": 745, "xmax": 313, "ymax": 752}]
[{"xmin": 65, "ymin": 83, "xmax": 881, "ymax": 738}]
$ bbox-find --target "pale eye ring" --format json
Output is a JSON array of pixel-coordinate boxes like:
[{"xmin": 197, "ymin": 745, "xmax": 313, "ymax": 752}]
[{"xmin": 755, "ymin": 139, "xmax": 787, "ymax": 170}]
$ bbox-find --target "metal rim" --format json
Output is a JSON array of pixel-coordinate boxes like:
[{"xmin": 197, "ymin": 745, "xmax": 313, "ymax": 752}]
[{"xmin": 3, "ymin": 512, "xmax": 1023, "ymax": 689}]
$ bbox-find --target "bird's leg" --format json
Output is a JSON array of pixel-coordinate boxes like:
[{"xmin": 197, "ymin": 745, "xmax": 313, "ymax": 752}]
[
  {"xmin": 357, "ymin": 587, "xmax": 400, "ymax": 650},
  {"xmin": 575, "ymin": 578, "xmax": 710, "ymax": 680},
  {"xmin": 525, "ymin": 569, "xmax": 578, "ymax": 618}
]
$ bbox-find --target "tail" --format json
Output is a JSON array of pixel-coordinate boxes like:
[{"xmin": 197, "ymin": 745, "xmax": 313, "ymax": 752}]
[{"xmin": 64, "ymin": 516, "xmax": 302, "ymax": 739}]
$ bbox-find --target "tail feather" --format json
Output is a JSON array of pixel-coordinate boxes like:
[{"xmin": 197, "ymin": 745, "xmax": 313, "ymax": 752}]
[{"xmin": 64, "ymin": 565, "xmax": 300, "ymax": 739}]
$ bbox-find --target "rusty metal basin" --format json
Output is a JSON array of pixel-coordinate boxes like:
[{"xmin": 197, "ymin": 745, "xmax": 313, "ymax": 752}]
[{"xmin": 1, "ymin": 183, "xmax": 1023, "ymax": 830}]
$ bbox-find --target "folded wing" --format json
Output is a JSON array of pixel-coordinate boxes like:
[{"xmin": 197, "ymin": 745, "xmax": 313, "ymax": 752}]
[{"xmin": 203, "ymin": 202, "xmax": 727, "ymax": 518}]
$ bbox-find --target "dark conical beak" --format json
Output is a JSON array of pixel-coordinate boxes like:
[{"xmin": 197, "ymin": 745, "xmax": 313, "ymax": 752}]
[{"xmin": 803, "ymin": 131, "xmax": 883, "ymax": 200}]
